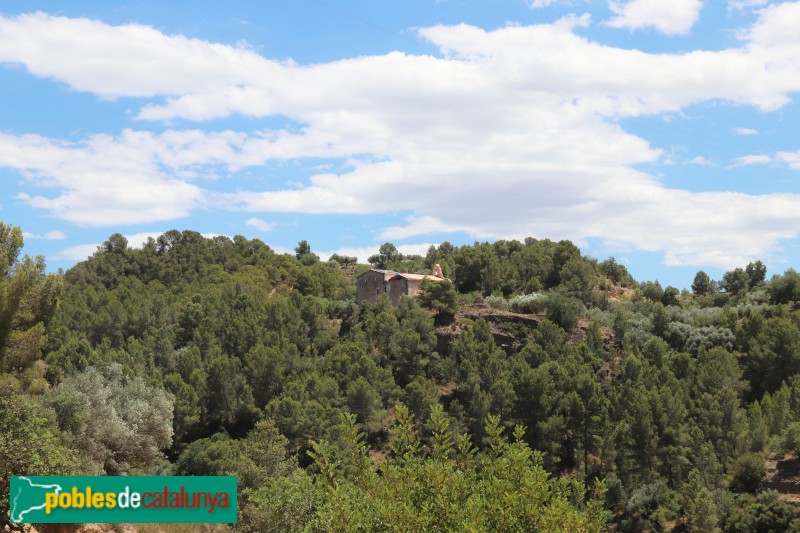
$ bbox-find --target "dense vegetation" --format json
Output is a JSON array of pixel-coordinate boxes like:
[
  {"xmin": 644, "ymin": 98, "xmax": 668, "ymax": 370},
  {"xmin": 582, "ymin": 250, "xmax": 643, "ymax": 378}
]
[{"xmin": 3, "ymin": 222, "xmax": 800, "ymax": 531}]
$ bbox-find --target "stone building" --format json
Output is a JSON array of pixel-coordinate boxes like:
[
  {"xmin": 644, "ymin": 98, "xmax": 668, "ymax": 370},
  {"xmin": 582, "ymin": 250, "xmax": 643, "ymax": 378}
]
[{"xmin": 356, "ymin": 266, "xmax": 446, "ymax": 305}]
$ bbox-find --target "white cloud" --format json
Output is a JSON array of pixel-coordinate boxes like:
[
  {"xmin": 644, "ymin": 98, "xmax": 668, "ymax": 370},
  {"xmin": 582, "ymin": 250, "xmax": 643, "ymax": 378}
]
[
  {"xmin": 606, "ymin": 0, "xmax": 703, "ymax": 35},
  {"xmin": 52, "ymin": 243, "xmax": 98, "ymax": 261},
  {"xmin": 244, "ymin": 217, "xmax": 274, "ymax": 232},
  {"xmin": 775, "ymin": 150, "xmax": 800, "ymax": 169},
  {"xmin": 22, "ymin": 230, "xmax": 66, "ymax": 240},
  {"xmin": 0, "ymin": 12, "xmax": 277, "ymax": 100},
  {"xmin": 3, "ymin": 11, "xmax": 800, "ymax": 268},
  {"xmin": 2, "ymin": 9, "xmax": 799, "ymax": 123},
  {"xmin": 379, "ymin": 216, "xmax": 462, "ymax": 240},
  {"xmin": 729, "ymin": 0, "xmax": 768, "ymax": 11},
  {"xmin": 731, "ymin": 151, "xmax": 800, "ymax": 170},
  {"xmin": 686, "ymin": 156, "xmax": 714, "ymax": 166},
  {"xmin": 0, "ymin": 130, "xmax": 211, "ymax": 226},
  {"xmin": 731, "ymin": 154, "xmax": 773, "ymax": 166},
  {"xmin": 734, "ymin": 127, "xmax": 759, "ymax": 135}
]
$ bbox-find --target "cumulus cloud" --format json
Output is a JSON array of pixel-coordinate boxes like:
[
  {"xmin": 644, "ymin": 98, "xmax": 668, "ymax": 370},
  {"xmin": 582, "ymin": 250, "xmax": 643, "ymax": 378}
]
[
  {"xmin": 0, "ymin": 131, "xmax": 210, "ymax": 226},
  {"xmin": 734, "ymin": 150, "xmax": 800, "ymax": 170},
  {"xmin": 530, "ymin": 0, "xmax": 559, "ymax": 7},
  {"xmin": 52, "ymin": 243, "xmax": 99, "ymax": 261},
  {"xmin": 731, "ymin": 154, "xmax": 773, "ymax": 167},
  {"xmin": 22, "ymin": 230, "xmax": 66, "ymax": 240},
  {"xmin": 686, "ymin": 156, "xmax": 714, "ymax": 166},
  {"xmin": 244, "ymin": 218, "xmax": 274, "ymax": 232},
  {"xmin": 729, "ymin": 0, "xmax": 768, "ymax": 10},
  {"xmin": 776, "ymin": 151, "xmax": 800, "ymax": 169},
  {"xmin": 3, "ymin": 9, "xmax": 800, "ymax": 267},
  {"xmin": 0, "ymin": 12, "xmax": 277, "ymax": 99},
  {"xmin": 606, "ymin": 0, "xmax": 703, "ymax": 35}
]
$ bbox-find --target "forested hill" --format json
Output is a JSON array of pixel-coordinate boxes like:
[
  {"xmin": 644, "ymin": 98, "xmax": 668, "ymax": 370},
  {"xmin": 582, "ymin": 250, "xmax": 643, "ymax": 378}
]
[{"xmin": 4, "ymin": 225, "xmax": 800, "ymax": 531}]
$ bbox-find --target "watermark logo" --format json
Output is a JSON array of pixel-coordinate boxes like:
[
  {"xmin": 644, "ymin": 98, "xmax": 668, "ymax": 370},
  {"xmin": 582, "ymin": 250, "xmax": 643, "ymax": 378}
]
[{"xmin": 10, "ymin": 476, "xmax": 236, "ymax": 524}]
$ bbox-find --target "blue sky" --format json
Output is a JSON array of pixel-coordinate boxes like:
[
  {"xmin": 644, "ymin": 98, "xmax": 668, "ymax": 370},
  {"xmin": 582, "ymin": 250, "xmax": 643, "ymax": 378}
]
[{"xmin": 2, "ymin": 0, "xmax": 800, "ymax": 288}]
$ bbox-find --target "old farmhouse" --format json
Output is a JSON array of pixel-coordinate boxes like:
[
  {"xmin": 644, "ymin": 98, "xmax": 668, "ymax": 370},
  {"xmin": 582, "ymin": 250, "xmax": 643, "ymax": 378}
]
[{"xmin": 356, "ymin": 266, "xmax": 446, "ymax": 305}]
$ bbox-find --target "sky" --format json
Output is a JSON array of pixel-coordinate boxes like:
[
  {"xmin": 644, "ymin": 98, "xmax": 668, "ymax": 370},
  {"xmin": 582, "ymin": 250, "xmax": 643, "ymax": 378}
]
[{"xmin": 2, "ymin": 0, "xmax": 800, "ymax": 288}]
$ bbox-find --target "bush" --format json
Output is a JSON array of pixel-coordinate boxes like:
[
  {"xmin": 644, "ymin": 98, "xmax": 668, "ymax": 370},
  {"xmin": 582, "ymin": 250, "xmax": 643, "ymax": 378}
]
[
  {"xmin": 324, "ymin": 298, "xmax": 357, "ymax": 320},
  {"xmin": 544, "ymin": 292, "xmax": 585, "ymax": 330},
  {"xmin": 779, "ymin": 422, "xmax": 800, "ymax": 456},
  {"xmin": 667, "ymin": 322, "xmax": 734, "ymax": 354},
  {"xmin": 508, "ymin": 293, "xmax": 547, "ymax": 314},
  {"xmin": 729, "ymin": 453, "xmax": 766, "ymax": 493},
  {"xmin": 586, "ymin": 307, "xmax": 614, "ymax": 326},
  {"xmin": 307, "ymin": 408, "xmax": 610, "ymax": 532},
  {"xmin": 721, "ymin": 491, "xmax": 800, "ymax": 533},
  {"xmin": 46, "ymin": 364, "xmax": 174, "ymax": 475},
  {"xmin": 0, "ymin": 388, "xmax": 83, "ymax": 515},
  {"xmin": 419, "ymin": 279, "xmax": 458, "ymax": 325},
  {"xmin": 456, "ymin": 291, "xmax": 482, "ymax": 305},
  {"xmin": 485, "ymin": 295, "xmax": 509, "ymax": 311},
  {"xmin": 767, "ymin": 269, "xmax": 800, "ymax": 304}
]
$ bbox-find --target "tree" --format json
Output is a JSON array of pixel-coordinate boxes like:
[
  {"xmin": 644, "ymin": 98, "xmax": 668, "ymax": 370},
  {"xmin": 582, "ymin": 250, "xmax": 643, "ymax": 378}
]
[
  {"xmin": 729, "ymin": 453, "xmax": 765, "ymax": 493},
  {"xmin": 779, "ymin": 422, "xmax": 800, "ymax": 457},
  {"xmin": 205, "ymin": 350, "xmax": 260, "ymax": 436},
  {"xmin": 294, "ymin": 240, "xmax": 311, "ymax": 259},
  {"xmin": 639, "ymin": 280, "xmax": 663, "ymax": 302},
  {"xmin": 306, "ymin": 409, "xmax": 610, "ymax": 532},
  {"xmin": 368, "ymin": 242, "xmax": 400, "ymax": 269},
  {"xmin": 418, "ymin": 279, "xmax": 457, "ymax": 325},
  {"xmin": 46, "ymin": 364, "xmax": 174, "ymax": 474},
  {"xmin": 600, "ymin": 257, "xmax": 634, "ymax": 287},
  {"xmin": 0, "ymin": 383, "xmax": 82, "ymax": 514},
  {"xmin": 692, "ymin": 271, "xmax": 713, "ymax": 296},
  {"xmin": 559, "ymin": 257, "xmax": 596, "ymax": 304},
  {"xmin": 544, "ymin": 292, "xmax": 585, "ymax": 330},
  {"xmin": 294, "ymin": 240, "xmax": 319, "ymax": 265},
  {"xmin": 0, "ymin": 224, "xmax": 62, "ymax": 373},
  {"xmin": 721, "ymin": 268, "xmax": 749, "ymax": 296},
  {"xmin": 99, "ymin": 233, "xmax": 129, "ymax": 255},
  {"xmin": 164, "ymin": 372, "xmax": 202, "ymax": 448},
  {"xmin": 346, "ymin": 376, "xmax": 384, "ymax": 433},
  {"xmin": 239, "ymin": 421, "xmax": 320, "ymax": 532},
  {"xmin": 652, "ymin": 303, "xmax": 669, "ymax": 338},
  {"xmin": 619, "ymin": 482, "xmax": 668, "ymax": 533},
  {"xmin": 722, "ymin": 491, "xmax": 800, "ymax": 532},
  {"xmin": 767, "ymin": 269, "xmax": 800, "ymax": 304},
  {"xmin": 328, "ymin": 253, "xmax": 357, "ymax": 266},
  {"xmin": 747, "ymin": 402, "xmax": 769, "ymax": 453},
  {"xmin": 681, "ymin": 469, "xmax": 719, "ymax": 533},
  {"xmin": 662, "ymin": 286, "xmax": 680, "ymax": 306},
  {"xmin": 745, "ymin": 260, "xmax": 767, "ymax": 287}
]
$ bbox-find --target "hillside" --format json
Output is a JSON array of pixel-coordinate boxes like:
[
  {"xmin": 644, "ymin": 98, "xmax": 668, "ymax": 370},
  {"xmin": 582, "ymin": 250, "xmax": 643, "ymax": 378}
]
[{"xmin": 3, "ymin": 226, "xmax": 800, "ymax": 531}]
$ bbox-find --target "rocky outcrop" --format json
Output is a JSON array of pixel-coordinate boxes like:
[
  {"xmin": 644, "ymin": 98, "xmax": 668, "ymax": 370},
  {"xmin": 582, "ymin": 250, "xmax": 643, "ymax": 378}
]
[{"xmin": 436, "ymin": 305, "xmax": 541, "ymax": 355}]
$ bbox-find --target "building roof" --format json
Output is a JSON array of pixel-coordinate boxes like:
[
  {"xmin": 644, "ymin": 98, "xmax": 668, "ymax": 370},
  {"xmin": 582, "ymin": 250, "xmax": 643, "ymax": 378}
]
[
  {"xmin": 356, "ymin": 268, "xmax": 447, "ymax": 283},
  {"xmin": 357, "ymin": 268, "xmax": 399, "ymax": 281},
  {"xmin": 389, "ymin": 273, "xmax": 446, "ymax": 282}
]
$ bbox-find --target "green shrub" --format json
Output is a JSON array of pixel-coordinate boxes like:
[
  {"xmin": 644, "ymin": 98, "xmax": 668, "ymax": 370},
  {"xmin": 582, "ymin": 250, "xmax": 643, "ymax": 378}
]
[
  {"xmin": 729, "ymin": 453, "xmax": 765, "ymax": 493},
  {"xmin": 508, "ymin": 293, "xmax": 547, "ymax": 314}
]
